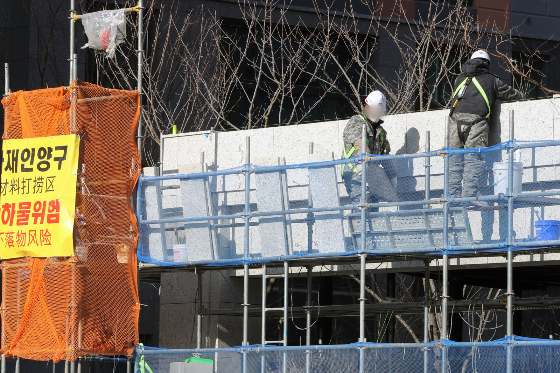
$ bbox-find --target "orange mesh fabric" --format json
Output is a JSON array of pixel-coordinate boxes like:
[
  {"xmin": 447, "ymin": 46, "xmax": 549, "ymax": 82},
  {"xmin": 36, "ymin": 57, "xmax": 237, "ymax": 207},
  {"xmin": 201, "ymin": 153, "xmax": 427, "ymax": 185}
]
[{"xmin": 1, "ymin": 80, "xmax": 141, "ymax": 362}]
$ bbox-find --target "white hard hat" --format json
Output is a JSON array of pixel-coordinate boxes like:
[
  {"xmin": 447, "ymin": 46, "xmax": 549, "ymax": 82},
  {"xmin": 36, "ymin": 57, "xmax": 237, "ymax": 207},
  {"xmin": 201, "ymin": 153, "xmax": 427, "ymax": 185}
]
[
  {"xmin": 471, "ymin": 50, "xmax": 491, "ymax": 63},
  {"xmin": 365, "ymin": 91, "xmax": 386, "ymax": 112}
]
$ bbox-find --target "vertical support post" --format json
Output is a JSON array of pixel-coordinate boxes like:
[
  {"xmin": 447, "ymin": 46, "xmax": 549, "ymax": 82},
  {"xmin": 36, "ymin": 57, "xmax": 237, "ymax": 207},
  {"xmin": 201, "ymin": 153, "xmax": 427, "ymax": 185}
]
[
  {"xmin": 77, "ymin": 358, "xmax": 81, "ymax": 373},
  {"xmin": 425, "ymin": 131, "xmax": 431, "ymax": 204},
  {"xmin": 424, "ymin": 259, "xmax": 430, "ymax": 373},
  {"xmin": 69, "ymin": 0, "xmax": 75, "ymax": 85},
  {"xmin": 4, "ymin": 63, "xmax": 9, "ymax": 96},
  {"xmin": 1, "ymin": 63, "xmax": 7, "ymax": 373},
  {"xmin": 136, "ymin": 0, "xmax": 144, "ymax": 163},
  {"xmin": 197, "ymin": 271, "xmax": 203, "ymax": 349},
  {"xmin": 441, "ymin": 117, "xmax": 451, "ymax": 373},
  {"xmin": 127, "ymin": 356, "xmax": 132, "ymax": 373},
  {"xmin": 386, "ymin": 273, "xmax": 395, "ymax": 343},
  {"xmin": 506, "ymin": 110, "xmax": 515, "ymax": 373},
  {"xmin": 359, "ymin": 121, "xmax": 367, "ymax": 373},
  {"xmin": 261, "ymin": 264, "xmax": 267, "ymax": 346},
  {"xmin": 305, "ymin": 265, "xmax": 312, "ymax": 373},
  {"xmin": 282, "ymin": 261, "xmax": 288, "ymax": 373},
  {"xmin": 242, "ymin": 137, "xmax": 250, "ymax": 373},
  {"xmin": 73, "ymin": 53, "xmax": 78, "ymax": 81},
  {"xmin": 283, "ymin": 261, "xmax": 288, "ymax": 346},
  {"xmin": 52, "ymin": 362, "xmax": 56, "ymax": 373},
  {"xmin": 307, "ymin": 142, "xmax": 314, "ymax": 254},
  {"xmin": 306, "ymin": 141, "xmax": 314, "ymax": 373},
  {"xmin": 14, "ymin": 358, "xmax": 19, "ymax": 373},
  {"xmin": 260, "ymin": 263, "xmax": 266, "ymax": 373}
]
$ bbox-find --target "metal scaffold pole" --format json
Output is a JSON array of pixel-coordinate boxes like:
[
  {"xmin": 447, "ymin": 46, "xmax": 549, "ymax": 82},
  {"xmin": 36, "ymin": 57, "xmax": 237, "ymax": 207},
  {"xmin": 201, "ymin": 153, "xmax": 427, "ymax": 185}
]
[
  {"xmin": 136, "ymin": 0, "xmax": 144, "ymax": 163},
  {"xmin": 69, "ymin": 0, "xmax": 75, "ymax": 84},
  {"xmin": 424, "ymin": 131, "xmax": 431, "ymax": 373},
  {"xmin": 358, "ymin": 121, "xmax": 367, "ymax": 373},
  {"xmin": 441, "ymin": 116, "xmax": 451, "ymax": 373},
  {"xmin": 425, "ymin": 131, "xmax": 431, "ymax": 203},
  {"xmin": 242, "ymin": 137, "xmax": 251, "ymax": 373},
  {"xmin": 197, "ymin": 271, "xmax": 203, "ymax": 349},
  {"xmin": 4, "ymin": 63, "xmax": 9, "ymax": 97},
  {"xmin": 424, "ymin": 259, "xmax": 430, "ymax": 373},
  {"xmin": 305, "ymin": 265, "xmax": 312, "ymax": 373},
  {"xmin": 73, "ymin": 53, "xmax": 78, "ymax": 81},
  {"xmin": 1, "ymin": 62, "xmax": 7, "ymax": 373},
  {"xmin": 506, "ymin": 110, "xmax": 515, "ymax": 373},
  {"xmin": 282, "ymin": 261, "xmax": 288, "ymax": 373}
]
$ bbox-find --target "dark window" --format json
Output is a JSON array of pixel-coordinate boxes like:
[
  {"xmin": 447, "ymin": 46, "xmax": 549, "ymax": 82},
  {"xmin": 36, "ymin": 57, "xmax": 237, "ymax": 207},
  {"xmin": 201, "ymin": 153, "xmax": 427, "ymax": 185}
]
[
  {"xmin": 417, "ymin": 47, "xmax": 464, "ymax": 110},
  {"xmin": 511, "ymin": 51, "xmax": 548, "ymax": 99},
  {"xmin": 221, "ymin": 21, "xmax": 378, "ymax": 130}
]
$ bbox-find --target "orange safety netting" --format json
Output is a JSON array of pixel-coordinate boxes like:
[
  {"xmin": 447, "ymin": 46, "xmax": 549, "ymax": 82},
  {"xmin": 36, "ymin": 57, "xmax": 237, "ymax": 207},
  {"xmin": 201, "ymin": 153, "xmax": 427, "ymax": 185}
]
[{"xmin": 0, "ymin": 80, "xmax": 141, "ymax": 361}]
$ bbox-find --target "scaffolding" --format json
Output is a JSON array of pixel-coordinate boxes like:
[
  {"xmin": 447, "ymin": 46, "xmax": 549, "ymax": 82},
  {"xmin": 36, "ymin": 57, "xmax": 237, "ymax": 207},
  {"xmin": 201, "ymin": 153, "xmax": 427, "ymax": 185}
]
[
  {"xmin": 0, "ymin": 3, "xmax": 144, "ymax": 373},
  {"xmin": 136, "ymin": 109, "xmax": 560, "ymax": 372}
]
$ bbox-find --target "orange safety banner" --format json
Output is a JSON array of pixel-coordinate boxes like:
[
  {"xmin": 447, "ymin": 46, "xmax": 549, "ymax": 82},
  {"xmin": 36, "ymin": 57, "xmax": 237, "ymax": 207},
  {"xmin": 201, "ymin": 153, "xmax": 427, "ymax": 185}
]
[
  {"xmin": 1, "ymin": 81, "xmax": 140, "ymax": 362},
  {"xmin": 0, "ymin": 135, "xmax": 79, "ymax": 259}
]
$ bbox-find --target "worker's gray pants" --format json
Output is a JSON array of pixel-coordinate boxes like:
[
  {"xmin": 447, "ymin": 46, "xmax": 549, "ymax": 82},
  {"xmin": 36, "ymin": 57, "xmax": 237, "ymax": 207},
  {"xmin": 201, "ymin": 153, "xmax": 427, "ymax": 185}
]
[
  {"xmin": 342, "ymin": 159, "xmax": 398, "ymax": 210},
  {"xmin": 343, "ymin": 169, "xmax": 379, "ymax": 212},
  {"xmin": 448, "ymin": 115, "xmax": 489, "ymax": 198}
]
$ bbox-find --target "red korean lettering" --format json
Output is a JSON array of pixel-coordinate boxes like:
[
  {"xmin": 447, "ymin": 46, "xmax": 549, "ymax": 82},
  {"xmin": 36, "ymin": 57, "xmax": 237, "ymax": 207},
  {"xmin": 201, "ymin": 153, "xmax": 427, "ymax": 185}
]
[
  {"xmin": 32, "ymin": 201, "xmax": 46, "ymax": 224},
  {"xmin": 47, "ymin": 199, "xmax": 60, "ymax": 224},
  {"xmin": 16, "ymin": 202, "xmax": 31, "ymax": 226},
  {"xmin": 1, "ymin": 203, "xmax": 16, "ymax": 226}
]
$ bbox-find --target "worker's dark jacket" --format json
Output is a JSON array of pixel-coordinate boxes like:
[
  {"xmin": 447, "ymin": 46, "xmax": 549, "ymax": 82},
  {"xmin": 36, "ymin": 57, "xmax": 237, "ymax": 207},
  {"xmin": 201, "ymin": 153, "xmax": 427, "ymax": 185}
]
[{"xmin": 453, "ymin": 58, "xmax": 525, "ymax": 119}]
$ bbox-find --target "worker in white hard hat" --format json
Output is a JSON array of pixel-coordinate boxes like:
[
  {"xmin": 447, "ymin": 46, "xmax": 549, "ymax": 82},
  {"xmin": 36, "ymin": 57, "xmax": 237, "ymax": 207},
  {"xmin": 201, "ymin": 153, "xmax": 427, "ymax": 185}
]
[
  {"xmin": 341, "ymin": 90, "xmax": 398, "ymax": 210},
  {"xmin": 448, "ymin": 49, "xmax": 525, "ymax": 198}
]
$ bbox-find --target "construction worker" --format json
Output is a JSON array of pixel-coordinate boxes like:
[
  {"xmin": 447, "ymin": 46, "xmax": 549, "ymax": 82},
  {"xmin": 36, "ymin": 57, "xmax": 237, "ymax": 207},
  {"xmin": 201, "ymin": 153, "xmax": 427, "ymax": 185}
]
[
  {"xmin": 342, "ymin": 90, "xmax": 398, "ymax": 208},
  {"xmin": 449, "ymin": 50, "xmax": 525, "ymax": 198}
]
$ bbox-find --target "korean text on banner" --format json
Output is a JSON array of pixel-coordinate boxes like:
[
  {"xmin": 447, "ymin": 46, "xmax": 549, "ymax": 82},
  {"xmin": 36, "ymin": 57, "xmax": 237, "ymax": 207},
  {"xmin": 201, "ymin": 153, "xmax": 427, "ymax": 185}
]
[{"xmin": 0, "ymin": 135, "xmax": 80, "ymax": 259}]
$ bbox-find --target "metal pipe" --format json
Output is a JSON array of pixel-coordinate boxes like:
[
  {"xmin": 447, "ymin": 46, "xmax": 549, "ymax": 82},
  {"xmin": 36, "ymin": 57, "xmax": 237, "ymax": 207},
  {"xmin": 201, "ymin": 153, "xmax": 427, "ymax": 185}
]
[
  {"xmin": 77, "ymin": 358, "xmax": 81, "ymax": 373},
  {"xmin": 282, "ymin": 261, "xmax": 288, "ymax": 373},
  {"xmin": 283, "ymin": 261, "xmax": 289, "ymax": 347},
  {"xmin": 242, "ymin": 137, "xmax": 250, "ymax": 373},
  {"xmin": 127, "ymin": 356, "xmax": 132, "ymax": 373},
  {"xmin": 306, "ymin": 266, "xmax": 312, "ymax": 346},
  {"xmin": 261, "ymin": 263, "xmax": 266, "ymax": 373},
  {"xmin": 506, "ymin": 110, "xmax": 515, "ymax": 373},
  {"xmin": 136, "ymin": 0, "xmax": 144, "ymax": 163},
  {"xmin": 424, "ymin": 260, "xmax": 430, "ymax": 373},
  {"xmin": 305, "ymin": 265, "xmax": 312, "ymax": 373},
  {"xmin": 15, "ymin": 358, "xmax": 19, "ymax": 373},
  {"xmin": 425, "ymin": 131, "xmax": 431, "ymax": 204},
  {"xmin": 73, "ymin": 53, "xmax": 78, "ymax": 81},
  {"xmin": 141, "ymin": 200, "xmax": 442, "ymax": 225},
  {"xmin": 307, "ymin": 142, "xmax": 314, "ymax": 256},
  {"xmin": 261, "ymin": 264, "xmax": 267, "ymax": 345},
  {"xmin": 387, "ymin": 273, "xmax": 395, "ymax": 343},
  {"xmin": 73, "ymin": 6, "xmax": 139, "ymax": 20},
  {"xmin": 197, "ymin": 271, "xmax": 203, "ymax": 349},
  {"xmin": 359, "ymin": 120, "xmax": 367, "ymax": 373},
  {"xmin": 1, "ymin": 63, "xmax": 6, "ymax": 373},
  {"xmin": 4, "ymin": 63, "xmax": 9, "ymax": 97},
  {"xmin": 69, "ymin": 0, "xmax": 75, "ymax": 85},
  {"xmin": 441, "ymin": 117, "xmax": 450, "ymax": 373}
]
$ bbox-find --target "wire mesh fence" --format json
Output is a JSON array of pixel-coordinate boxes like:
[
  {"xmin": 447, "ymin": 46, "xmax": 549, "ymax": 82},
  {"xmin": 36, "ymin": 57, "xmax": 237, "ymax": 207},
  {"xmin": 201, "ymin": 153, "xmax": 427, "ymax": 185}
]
[
  {"xmin": 137, "ymin": 140, "xmax": 560, "ymax": 266},
  {"xmin": 135, "ymin": 337, "xmax": 560, "ymax": 373}
]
